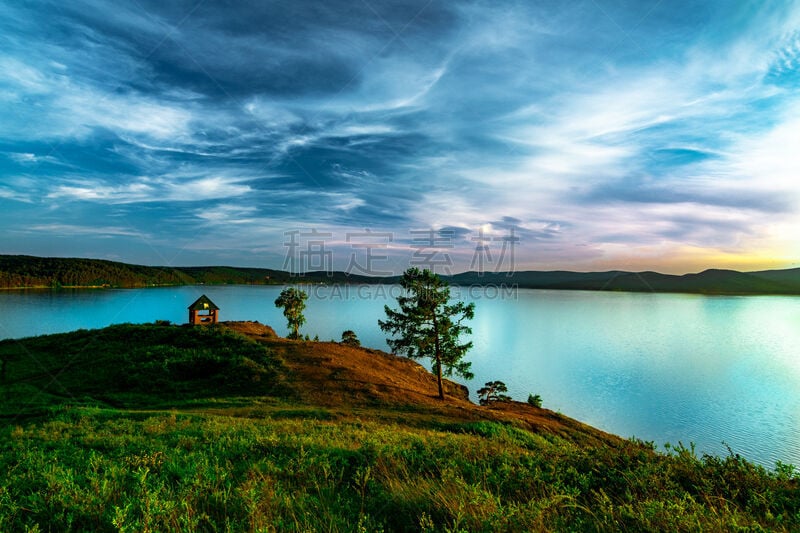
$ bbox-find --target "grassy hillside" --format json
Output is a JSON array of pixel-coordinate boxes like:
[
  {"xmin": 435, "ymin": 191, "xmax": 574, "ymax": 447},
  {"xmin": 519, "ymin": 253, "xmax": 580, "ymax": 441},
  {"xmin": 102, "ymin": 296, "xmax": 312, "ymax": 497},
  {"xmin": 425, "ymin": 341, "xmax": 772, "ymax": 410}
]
[
  {"xmin": 0, "ymin": 323, "xmax": 797, "ymax": 531},
  {"xmin": 0, "ymin": 323, "xmax": 290, "ymax": 417}
]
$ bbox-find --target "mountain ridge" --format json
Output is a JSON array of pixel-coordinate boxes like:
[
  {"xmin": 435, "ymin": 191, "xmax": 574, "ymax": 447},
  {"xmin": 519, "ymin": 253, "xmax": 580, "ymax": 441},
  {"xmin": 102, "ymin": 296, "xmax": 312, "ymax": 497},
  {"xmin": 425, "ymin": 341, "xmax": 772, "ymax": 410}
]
[{"xmin": 1, "ymin": 254, "xmax": 799, "ymax": 294}]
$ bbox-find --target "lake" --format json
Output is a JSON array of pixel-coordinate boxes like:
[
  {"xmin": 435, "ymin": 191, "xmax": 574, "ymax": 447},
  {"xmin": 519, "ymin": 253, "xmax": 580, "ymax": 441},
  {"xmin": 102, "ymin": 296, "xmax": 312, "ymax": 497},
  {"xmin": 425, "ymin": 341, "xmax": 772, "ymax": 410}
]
[{"xmin": 1, "ymin": 284, "xmax": 798, "ymax": 468}]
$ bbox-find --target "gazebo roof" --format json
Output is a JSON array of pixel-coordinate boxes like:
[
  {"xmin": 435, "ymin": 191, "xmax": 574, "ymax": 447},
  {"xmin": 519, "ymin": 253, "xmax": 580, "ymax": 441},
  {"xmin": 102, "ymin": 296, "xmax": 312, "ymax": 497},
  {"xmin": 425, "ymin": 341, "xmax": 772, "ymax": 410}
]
[{"xmin": 188, "ymin": 294, "xmax": 219, "ymax": 311}]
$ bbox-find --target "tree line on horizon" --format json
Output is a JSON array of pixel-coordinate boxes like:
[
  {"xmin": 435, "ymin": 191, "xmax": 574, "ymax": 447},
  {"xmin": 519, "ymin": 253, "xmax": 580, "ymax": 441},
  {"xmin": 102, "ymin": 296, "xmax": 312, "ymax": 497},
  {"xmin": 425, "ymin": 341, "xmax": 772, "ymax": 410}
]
[
  {"xmin": 0, "ymin": 255, "xmax": 299, "ymax": 289},
  {"xmin": 4, "ymin": 253, "xmax": 800, "ymax": 293}
]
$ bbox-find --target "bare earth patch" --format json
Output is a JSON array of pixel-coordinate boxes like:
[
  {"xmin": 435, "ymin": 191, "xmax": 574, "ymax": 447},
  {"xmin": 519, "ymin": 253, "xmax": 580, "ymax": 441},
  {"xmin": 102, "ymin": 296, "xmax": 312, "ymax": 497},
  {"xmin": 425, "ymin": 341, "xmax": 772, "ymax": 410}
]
[{"xmin": 222, "ymin": 321, "xmax": 620, "ymax": 447}]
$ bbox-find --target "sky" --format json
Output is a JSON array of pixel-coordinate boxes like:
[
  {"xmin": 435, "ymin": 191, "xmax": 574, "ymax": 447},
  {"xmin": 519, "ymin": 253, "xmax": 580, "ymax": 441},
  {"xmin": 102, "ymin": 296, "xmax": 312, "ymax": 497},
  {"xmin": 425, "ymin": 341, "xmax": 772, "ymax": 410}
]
[{"xmin": 1, "ymin": 0, "xmax": 800, "ymax": 275}]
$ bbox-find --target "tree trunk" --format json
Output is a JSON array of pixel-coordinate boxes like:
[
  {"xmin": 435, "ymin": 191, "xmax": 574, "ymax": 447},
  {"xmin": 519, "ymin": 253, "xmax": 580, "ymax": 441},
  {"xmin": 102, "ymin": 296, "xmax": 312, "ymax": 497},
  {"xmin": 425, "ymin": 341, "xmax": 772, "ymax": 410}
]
[
  {"xmin": 436, "ymin": 356, "xmax": 444, "ymax": 399},
  {"xmin": 433, "ymin": 313, "xmax": 444, "ymax": 400}
]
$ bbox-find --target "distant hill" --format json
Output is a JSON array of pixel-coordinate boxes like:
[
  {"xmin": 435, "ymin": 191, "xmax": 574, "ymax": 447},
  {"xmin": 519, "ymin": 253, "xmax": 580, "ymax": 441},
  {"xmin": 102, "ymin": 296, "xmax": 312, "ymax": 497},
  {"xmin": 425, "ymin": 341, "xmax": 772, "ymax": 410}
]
[
  {"xmin": 1, "ymin": 254, "xmax": 799, "ymax": 294},
  {"xmin": 449, "ymin": 270, "xmax": 628, "ymax": 288},
  {"xmin": 0, "ymin": 255, "xmax": 189, "ymax": 288},
  {"xmin": 464, "ymin": 268, "xmax": 800, "ymax": 294},
  {"xmin": 0, "ymin": 255, "xmax": 382, "ymax": 289},
  {"xmin": 748, "ymin": 267, "xmax": 800, "ymax": 287}
]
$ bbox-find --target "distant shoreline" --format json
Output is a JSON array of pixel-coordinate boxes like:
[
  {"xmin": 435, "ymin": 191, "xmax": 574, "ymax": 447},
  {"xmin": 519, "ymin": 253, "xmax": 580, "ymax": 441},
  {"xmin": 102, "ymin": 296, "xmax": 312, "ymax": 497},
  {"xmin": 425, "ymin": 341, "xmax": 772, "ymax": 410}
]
[
  {"xmin": 1, "ymin": 254, "xmax": 800, "ymax": 296},
  {"xmin": 2, "ymin": 281, "xmax": 800, "ymax": 298}
]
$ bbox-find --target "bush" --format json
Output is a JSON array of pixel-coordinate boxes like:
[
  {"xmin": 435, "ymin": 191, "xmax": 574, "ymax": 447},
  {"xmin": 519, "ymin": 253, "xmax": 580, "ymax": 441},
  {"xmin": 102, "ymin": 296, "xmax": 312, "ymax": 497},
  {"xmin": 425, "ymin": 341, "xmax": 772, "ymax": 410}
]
[
  {"xmin": 477, "ymin": 380, "xmax": 512, "ymax": 406},
  {"xmin": 527, "ymin": 393, "xmax": 542, "ymax": 408},
  {"xmin": 0, "ymin": 324, "xmax": 287, "ymax": 410},
  {"xmin": 341, "ymin": 330, "xmax": 361, "ymax": 347}
]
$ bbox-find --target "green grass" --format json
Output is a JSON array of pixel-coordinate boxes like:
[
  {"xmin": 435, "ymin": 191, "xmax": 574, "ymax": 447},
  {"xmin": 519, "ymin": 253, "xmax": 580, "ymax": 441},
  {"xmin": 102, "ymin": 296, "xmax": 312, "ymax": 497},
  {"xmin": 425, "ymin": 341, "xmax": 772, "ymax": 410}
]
[
  {"xmin": 1, "ymin": 410, "xmax": 798, "ymax": 532},
  {"xmin": 0, "ymin": 323, "xmax": 291, "ymax": 418},
  {"xmin": 1, "ymin": 324, "xmax": 798, "ymax": 531}
]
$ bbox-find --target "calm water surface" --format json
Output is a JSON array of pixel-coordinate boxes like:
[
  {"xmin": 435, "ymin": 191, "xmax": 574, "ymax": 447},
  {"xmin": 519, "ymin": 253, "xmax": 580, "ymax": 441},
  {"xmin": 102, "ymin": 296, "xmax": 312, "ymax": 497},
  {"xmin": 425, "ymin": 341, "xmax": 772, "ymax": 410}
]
[{"xmin": 1, "ymin": 285, "xmax": 798, "ymax": 468}]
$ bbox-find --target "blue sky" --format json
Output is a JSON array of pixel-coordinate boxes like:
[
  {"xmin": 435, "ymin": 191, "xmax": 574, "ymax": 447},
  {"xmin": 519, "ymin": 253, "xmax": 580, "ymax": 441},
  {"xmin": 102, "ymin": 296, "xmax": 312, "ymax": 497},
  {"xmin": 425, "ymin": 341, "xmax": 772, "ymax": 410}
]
[{"xmin": 1, "ymin": 0, "xmax": 799, "ymax": 274}]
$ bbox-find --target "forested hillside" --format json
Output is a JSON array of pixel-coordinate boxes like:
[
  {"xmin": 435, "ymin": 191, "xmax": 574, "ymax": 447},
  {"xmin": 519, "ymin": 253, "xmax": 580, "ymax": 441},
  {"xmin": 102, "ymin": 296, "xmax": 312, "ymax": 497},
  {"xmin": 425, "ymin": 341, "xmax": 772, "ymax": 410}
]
[
  {"xmin": 2, "ymin": 254, "xmax": 799, "ymax": 294},
  {"xmin": 0, "ymin": 255, "xmax": 379, "ymax": 288},
  {"xmin": 0, "ymin": 255, "xmax": 188, "ymax": 288}
]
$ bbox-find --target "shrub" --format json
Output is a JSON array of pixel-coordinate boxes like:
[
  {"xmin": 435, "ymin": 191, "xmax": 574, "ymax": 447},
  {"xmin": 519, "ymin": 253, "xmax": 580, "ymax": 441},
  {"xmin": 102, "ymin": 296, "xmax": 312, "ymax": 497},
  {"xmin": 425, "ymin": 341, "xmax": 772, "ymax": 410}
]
[
  {"xmin": 527, "ymin": 393, "xmax": 542, "ymax": 408},
  {"xmin": 341, "ymin": 330, "xmax": 361, "ymax": 347},
  {"xmin": 477, "ymin": 380, "xmax": 512, "ymax": 406}
]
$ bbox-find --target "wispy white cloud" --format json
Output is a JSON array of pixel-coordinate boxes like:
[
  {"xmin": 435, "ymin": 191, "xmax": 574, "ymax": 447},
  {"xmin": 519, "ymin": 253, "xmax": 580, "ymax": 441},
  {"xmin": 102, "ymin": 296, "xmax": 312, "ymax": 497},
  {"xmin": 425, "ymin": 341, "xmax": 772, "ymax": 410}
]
[
  {"xmin": 7, "ymin": 153, "xmax": 38, "ymax": 164},
  {"xmin": 194, "ymin": 204, "xmax": 259, "ymax": 225},
  {"xmin": 29, "ymin": 223, "xmax": 149, "ymax": 238},
  {"xmin": 47, "ymin": 181, "xmax": 154, "ymax": 202},
  {"xmin": 46, "ymin": 173, "xmax": 253, "ymax": 204},
  {"xmin": 2, "ymin": 0, "xmax": 800, "ymax": 271},
  {"xmin": 0, "ymin": 56, "xmax": 194, "ymax": 141},
  {"xmin": 0, "ymin": 186, "xmax": 32, "ymax": 203}
]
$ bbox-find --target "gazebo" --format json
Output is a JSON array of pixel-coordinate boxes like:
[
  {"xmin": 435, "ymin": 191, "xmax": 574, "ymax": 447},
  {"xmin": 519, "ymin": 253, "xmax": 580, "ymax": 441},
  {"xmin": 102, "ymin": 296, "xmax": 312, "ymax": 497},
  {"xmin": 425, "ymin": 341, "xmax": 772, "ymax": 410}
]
[{"xmin": 188, "ymin": 294, "xmax": 219, "ymax": 325}]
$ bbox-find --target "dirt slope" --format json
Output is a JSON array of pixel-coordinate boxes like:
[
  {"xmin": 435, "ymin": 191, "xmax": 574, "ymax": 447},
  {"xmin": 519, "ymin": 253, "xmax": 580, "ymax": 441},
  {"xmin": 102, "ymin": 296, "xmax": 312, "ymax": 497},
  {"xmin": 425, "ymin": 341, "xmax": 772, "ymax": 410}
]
[{"xmin": 223, "ymin": 321, "xmax": 621, "ymax": 447}]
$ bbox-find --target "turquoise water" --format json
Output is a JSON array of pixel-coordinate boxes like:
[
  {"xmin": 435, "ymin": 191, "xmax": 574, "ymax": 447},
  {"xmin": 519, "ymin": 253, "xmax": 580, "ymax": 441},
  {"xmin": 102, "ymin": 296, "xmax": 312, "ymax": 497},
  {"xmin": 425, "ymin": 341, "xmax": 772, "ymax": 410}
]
[{"xmin": 1, "ymin": 285, "xmax": 798, "ymax": 468}]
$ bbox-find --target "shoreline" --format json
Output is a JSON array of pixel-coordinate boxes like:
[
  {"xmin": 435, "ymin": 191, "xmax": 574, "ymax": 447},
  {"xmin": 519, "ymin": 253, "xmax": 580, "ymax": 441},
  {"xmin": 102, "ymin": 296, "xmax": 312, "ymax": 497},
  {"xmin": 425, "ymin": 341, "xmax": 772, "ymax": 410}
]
[{"xmin": 2, "ymin": 281, "xmax": 800, "ymax": 297}]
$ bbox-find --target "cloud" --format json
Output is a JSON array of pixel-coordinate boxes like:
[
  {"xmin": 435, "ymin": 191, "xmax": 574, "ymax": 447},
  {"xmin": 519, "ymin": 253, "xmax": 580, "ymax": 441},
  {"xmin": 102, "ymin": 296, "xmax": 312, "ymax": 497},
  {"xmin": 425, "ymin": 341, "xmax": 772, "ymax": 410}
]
[
  {"xmin": 0, "ymin": 55, "xmax": 194, "ymax": 141},
  {"xmin": 194, "ymin": 204, "xmax": 258, "ymax": 225},
  {"xmin": 1, "ymin": 0, "xmax": 800, "ymax": 272},
  {"xmin": 46, "ymin": 173, "xmax": 254, "ymax": 204},
  {"xmin": 8, "ymin": 153, "xmax": 38, "ymax": 164},
  {"xmin": 0, "ymin": 186, "xmax": 32, "ymax": 203},
  {"xmin": 29, "ymin": 224, "xmax": 150, "ymax": 238}
]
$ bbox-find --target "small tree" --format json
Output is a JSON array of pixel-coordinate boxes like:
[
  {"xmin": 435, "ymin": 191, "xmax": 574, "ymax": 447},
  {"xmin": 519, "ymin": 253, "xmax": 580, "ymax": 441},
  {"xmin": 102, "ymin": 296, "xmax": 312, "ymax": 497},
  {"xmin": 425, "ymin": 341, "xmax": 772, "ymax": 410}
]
[
  {"xmin": 527, "ymin": 393, "xmax": 542, "ymax": 408},
  {"xmin": 477, "ymin": 380, "xmax": 512, "ymax": 406},
  {"xmin": 379, "ymin": 267, "xmax": 474, "ymax": 400},
  {"xmin": 274, "ymin": 287, "xmax": 308, "ymax": 339},
  {"xmin": 341, "ymin": 330, "xmax": 360, "ymax": 347}
]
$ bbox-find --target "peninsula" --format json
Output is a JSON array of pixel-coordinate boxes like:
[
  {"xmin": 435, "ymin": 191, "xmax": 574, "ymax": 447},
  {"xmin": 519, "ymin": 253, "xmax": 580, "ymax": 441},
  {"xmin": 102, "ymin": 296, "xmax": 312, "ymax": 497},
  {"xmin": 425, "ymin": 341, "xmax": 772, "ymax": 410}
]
[{"xmin": 0, "ymin": 321, "xmax": 797, "ymax": 530}]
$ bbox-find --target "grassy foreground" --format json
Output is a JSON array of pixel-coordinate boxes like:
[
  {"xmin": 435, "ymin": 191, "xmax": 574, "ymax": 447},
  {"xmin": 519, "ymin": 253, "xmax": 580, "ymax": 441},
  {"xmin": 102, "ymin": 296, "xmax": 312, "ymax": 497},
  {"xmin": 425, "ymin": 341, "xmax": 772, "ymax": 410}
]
[{"xmin": 1, "ymin": 323, "xmax": 798, "ymax": 531}]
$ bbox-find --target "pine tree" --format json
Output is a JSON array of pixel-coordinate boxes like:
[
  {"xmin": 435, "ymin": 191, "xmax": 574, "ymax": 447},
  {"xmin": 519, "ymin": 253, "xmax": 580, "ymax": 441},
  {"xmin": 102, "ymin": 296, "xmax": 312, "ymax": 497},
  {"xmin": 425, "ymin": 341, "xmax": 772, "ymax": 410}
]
[
  {"xmin": 477, "ymin": 381, "xmax": 513, "ymax": 405},
  {"xmin": 379, "ymin": 268, "xmax": 474, "ymax": 399}
]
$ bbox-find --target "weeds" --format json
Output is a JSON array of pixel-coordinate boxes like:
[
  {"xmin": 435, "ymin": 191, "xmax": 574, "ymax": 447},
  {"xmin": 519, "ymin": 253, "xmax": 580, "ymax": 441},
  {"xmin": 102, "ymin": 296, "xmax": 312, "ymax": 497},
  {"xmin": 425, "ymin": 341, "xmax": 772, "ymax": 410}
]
[{"xmin": 0, "ymin": 325, "xmax": 797, "ymax": 531}]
